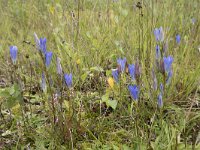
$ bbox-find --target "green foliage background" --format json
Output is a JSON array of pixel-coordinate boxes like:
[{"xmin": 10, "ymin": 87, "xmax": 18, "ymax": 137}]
[{"xmin": 0, "ymin": 0, "xmax": 199, "ymax": 149}]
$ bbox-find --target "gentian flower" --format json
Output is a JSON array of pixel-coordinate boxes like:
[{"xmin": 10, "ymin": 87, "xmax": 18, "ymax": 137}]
[
  {"xmin": 10, "ymin": 46, "xmax": 18, "ymax": 63},
  {"xmin": 56, "ymin": 57, "xmax": 62, "ymax": 75},
  {"xmin": 128, "ymin": 85, "xmax": 139, "ymax": 101},
  {"xmin": 163, "ymin": 56, "xmax": 173, "ymax": 73},
  {"xmin": 166, "ymin": 69, "xmax": 173, "ymax": 84},
  {"xmin": 45, "ymin": 51, "xmax": 53, "ymax": 67},
  {"xmin": 117, "ymin": 57, "xmax": 126, "ymax": 72},
  {"xmin": 176, "ymin": 34, "xmax": 181, "ymax": 44},
  {"xmin": 64, "ymin": 73, "xmax": 72, "ymax": 88},
  {"xmin": 156, "ymin": 45, "xmax": 161, "ymax": 59},
  {"xmin": 158, "ymin": 93, "xmax": 163, "ymax": 108},
  {"xmin": 128, "ymin": 64, "xmax": 135, "ymax": 80},
  {"xmin": 39, "ymin": 38, "xmax": 47, "ymax": 54},
  {"xmin": 191, "ymin": 18, "xmax": 196, "ymax": 25},
  {"xmin": 41, "ymin": 72, "xmax": 46, "ymax": 92},
  {"xmin": 160, "ymin": 83, "xmax": 163, "ymax": 94},
  {"xmin": 154, "ymin": 27, "xmax": 164, "ymax": 42},
  {"xmin": 112, "ymin": 69, "xmax": 119, "ymax": 83}
]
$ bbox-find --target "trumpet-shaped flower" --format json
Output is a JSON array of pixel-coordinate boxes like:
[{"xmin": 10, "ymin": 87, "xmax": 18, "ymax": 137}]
[
  {"xmin": 56, "ymin": 57, "xmax": 62, "ymax": 75},
  {"xmin": 39, "ymin": 38, "xmax": 47, "ymax": 54},
  {"xmin": 64, "ymin": 73, "xmax": 72, "ymax": 88},
  {"xmin": 160, "ymin": 83, "xmax": 163, "ymax": 94},
  {"xmin": 163, "ymin": 56, "xmax": 173, "ymax": 73},
  {"xmin": 117, "ymin": 57, "xmax": 126, "ymax": 72},
  {"xmin": 128, "ymin": 85, "xmax": 139, "ymax": 101},
  {"xmin": 158, "ymin": 93, "xmax": 163, "ymax": 108},
  {"xmin": 112, "ymin": 69, "xmax": 119, "ymax": 83},
  {"xmin": 166, "ymin": 69, "xmax": 173, "ymax": 84},
  {"xmin": 128, "ymin": 64, "xmax": 135, "ymax": 80},
  {"xmin": 41, "ymin": 73, "xmax": 46, "ymax": 92},
  {"xmin": 176, "ymin": 34, "xmax": 181, "ymax": 44},
  {"xmin": 10, "ymin": 46, "xmax": 18, "ymax": 63},
  {"xmin": 156, "ymin": 45, "xmax": 161, "ymax": 59},
  {"xmin": 191, "ymin": 18, "xmax": 196, "ymax": 25},
  {"xmin": 45, "ymin": 51, "xmax": 53, "ymax": 67},
  {"xmin": 154, "ymin": 27, "xmax": 164, "ymax": 42}
]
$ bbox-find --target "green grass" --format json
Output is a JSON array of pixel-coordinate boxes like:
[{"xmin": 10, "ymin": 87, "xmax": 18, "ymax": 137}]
[{"xmin": 0, "ymin": 0, "xmax": 200, "ymax": 149}]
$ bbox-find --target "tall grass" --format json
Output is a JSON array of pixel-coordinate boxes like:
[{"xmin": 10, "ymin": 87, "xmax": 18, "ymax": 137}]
[{"xmin": 0, "ymin": 0, "xmax": 199, "ymax": 149}]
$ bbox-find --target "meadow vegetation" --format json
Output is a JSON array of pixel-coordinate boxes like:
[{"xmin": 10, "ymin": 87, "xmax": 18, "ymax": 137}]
[{"xmin": 0, "ymin": 0, "xmax": 200, "ymax": 149}]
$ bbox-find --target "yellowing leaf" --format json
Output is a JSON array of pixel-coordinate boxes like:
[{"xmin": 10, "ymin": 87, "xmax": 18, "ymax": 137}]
[
  {"xmin": 64, "ymin": 100, "xmax": 69, "ymax": 109},
  {"xmin": 108, "ymin": 77, "xmax": 114, "ymax": 88},
  {"xmin": 76, "ymin": 59, "xmax": 81, "ymax": 65},
  {"xmin": 11, "ymin": 103, "xmax": 21, "ymax": 115},
  {"xmin": 49, "ymin": 6, "xmax": 55, "ymax": 15}
]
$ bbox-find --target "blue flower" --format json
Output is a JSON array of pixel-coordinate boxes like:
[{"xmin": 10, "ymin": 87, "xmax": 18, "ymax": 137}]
[
  {"xmin": 154, "ymin": 27, "xmax": 164, "ymax": 42},
  {"xmin": 191, "ymin": 18, "xmax": 196, "ymax": 25},
  {"xmin": 41, "ymin": 73, "xmax": 46, "ymax": 92},
  {"xmin": 128, "ymin": 85, "xmax": 139, "ymax": 101},
  {"xmin": 117, "ymin": 57, "xmax": 126, "ymax": 72},
  {"xmin": 176, "ymin": 34, "xmax": 181, "ymax": 44},
  {"xmin": 166, "ymin": 69, "xmax": 173, "ymax": 84},
  {"xmin": 39, "ymin": 38, "xmax": 47, "ymax": 54},
  {"xmin": 156, "ymin": 45, "xmax": 161, "ymax": 59},
  {"xmin": 10, "ymin": 46, "xmax": 18, "ymax": 63},
  {"xmin": 163, "ymin": 56, "xmax": 173, "ymax": 73},
  {"xmin": 56, "ymin": 57, "xmax": 62, "ymax": 75},
  {"xmin": 45, "ymin": 51, "xmax": 53, "ymax": 67},
  {"xmin": 158, "ymin": 93, "xmax": 163, "ymax": 108},
  {"xmin": 128, "ymin": 64, "xmax": 135, "ymax": 80},
  {"xmin": 64, "ymin": 73, "xmax": 72, "ymax": 88},
  {"xmin": 160, "ymin": 83, "xmax": 163, "ymax": 94},
  {"xmin": 112, "ymin": 69, "xmax": 119, "ymax": 83}
]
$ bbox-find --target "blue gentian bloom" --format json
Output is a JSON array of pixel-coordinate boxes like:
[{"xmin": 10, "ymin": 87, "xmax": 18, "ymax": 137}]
[
  {"xmin": 45, "ymin": 51, "xmax": 53, "ymax": 67},
  {"xmin": 156, "ymin": 45, "xmax": 161, "ymax": 59},
  {"xmin": 158, "ymin": 93, "xmax": 163, "ymax": 108},
  {"xmin": 56, "ymin": 57, "xmax": 62, "ymax": 75},
  {"xmin": 117, "ymin": 57, "xmax": 126, "ymax": 72},
  {"xmin": 128, "ymin": 85, "xmax": 139, "ymax": 101},
  {"xmin": 163, "ymin": 56, "xmax": 173, "ymax": 73},
  {"xmin": 64, "ymin": 73, "xmax": 72, "ymax": 88},
  {"xmin": 41, "ymin": 72, "xmax": 46, "ymax": 92},
  {"xmin": 39, "ymin": 38, "xmax": 47, "ymax": 54},
  {"xmin": 10, "ymin": 46, "xmax": 18, "ymax": 63},
  {"xmin": 160, "ymin": 83, "xmax": 163, "ymax": 94},
  {"xmin": 166, "ymin": 69, "xmax": 173, "ymax": 84},
  {"xmin": 154, "ymin": 27, "xmax": 164, "ymax": 42},
  {"xmin": 112, "ymin": 69, "xmax": 119, "ymax": 83},
  {"xmin": 176, "ymin": 34, "xmax": 181, "ymax": 44},
  {"xmin": 191, "ymin": 18, "xmax": 196, "ymax": 25},
  {"xmin": 128, "ymin": 64, "xmax": 135, "ymax": 80}
]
